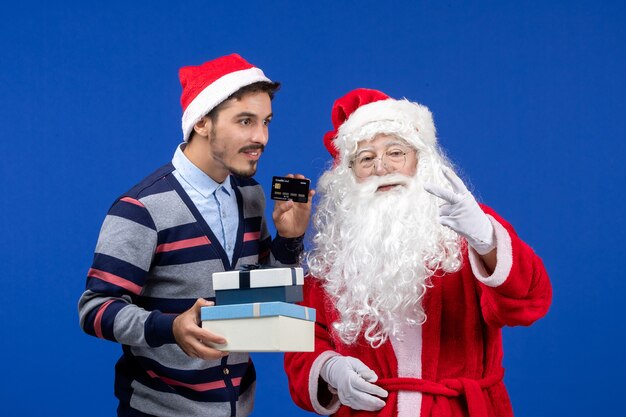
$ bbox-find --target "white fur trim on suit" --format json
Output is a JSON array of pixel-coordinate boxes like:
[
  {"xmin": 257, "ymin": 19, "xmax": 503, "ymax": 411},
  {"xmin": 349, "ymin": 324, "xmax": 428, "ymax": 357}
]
[
  {"xmin": 391, "ymin": 323, "xmax": 423, "ymax": 417},
  {"xmin": 309, "ymin": 350, "xmax": 342, "ymax": 415},
  {"xmin": 181, "ymin": 67, "xmax": 270, "ymax": 141},
  {"xmin": 468, "ymin": 215, "xmax": 513, "ymax": 287},
  {"xmin": 335, "ymin": 98, "xmax": 437, "ymax": 156}
]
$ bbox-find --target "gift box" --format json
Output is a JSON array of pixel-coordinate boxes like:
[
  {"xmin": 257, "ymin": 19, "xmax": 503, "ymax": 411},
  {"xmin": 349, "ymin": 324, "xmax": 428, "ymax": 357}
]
[
  {"xmin": 213, "ymin": 267, "xmax": 304, "ymax": 305},
  {"xmin": 201, "ymin": 301, "xmax": 315, "ymax": 352},
  {"xmin": 212, "ymin": 267, "xmax": 304, "ymax": 290},
  {"xmin": 215, "ymin": 285, "xmax": 303, "ymax": 305}
]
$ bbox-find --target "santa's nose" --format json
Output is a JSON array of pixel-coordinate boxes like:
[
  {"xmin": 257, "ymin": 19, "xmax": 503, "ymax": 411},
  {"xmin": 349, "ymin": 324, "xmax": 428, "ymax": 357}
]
[{"xmin": 372, "ymin": 158, "xmax": 391, "ymax": 176}]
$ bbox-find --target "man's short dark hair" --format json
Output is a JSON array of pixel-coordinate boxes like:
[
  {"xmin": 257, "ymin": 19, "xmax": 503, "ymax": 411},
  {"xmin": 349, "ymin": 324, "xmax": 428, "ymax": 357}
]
[{"xmin": 206, "ymin": 81, "xmax": 281, "ymax": 124}]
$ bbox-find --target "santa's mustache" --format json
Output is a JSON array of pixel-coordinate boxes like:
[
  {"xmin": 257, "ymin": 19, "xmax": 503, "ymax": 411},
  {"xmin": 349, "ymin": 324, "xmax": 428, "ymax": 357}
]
[{"xmin": 355, "ymin": 173, "xmax": 413, "ymax": 195}]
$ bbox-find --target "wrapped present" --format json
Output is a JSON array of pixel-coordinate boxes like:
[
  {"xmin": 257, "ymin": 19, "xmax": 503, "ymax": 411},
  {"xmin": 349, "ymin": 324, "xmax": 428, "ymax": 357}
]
[
  {"xmin": 215, "ymin": 285, "xmax": 303, "ymax": 305},
  {"xmin": 213, "ymin": 266, "xmax": 304, "ymax": 305},
  {"xmin": 212, "ymin": 266, "xmax": 304, "ymax": 290},
  {"xmin": 201, "ymin": 301, "xmax": 315, "ymax": 352}
]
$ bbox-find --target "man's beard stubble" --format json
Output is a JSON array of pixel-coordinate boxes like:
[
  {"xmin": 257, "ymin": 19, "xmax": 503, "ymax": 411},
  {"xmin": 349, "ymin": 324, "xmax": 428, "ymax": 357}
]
[{"xmin": 209, "ymin": 127, "xmax": 264, "ymax": 178}]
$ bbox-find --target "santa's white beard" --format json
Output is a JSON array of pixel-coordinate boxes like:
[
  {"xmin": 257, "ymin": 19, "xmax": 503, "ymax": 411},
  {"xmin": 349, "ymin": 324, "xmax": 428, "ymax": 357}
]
[{"xmin": 308, "ymin": 168, "xmax": 462, "ymax": 348}]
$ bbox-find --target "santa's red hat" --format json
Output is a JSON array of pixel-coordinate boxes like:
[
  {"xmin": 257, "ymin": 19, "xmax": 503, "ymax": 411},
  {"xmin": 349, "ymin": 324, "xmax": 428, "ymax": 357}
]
[
  {"xmin": 323, "ymin": 88, "xmax": 437, "ymax": 163},
  {"xmin": 179, "ymin": 54, "xmax": 272, "ymax": 141}
]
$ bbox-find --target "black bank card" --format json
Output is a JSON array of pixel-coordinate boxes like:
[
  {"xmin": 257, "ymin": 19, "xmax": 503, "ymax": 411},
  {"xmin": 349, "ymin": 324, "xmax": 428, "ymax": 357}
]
[{"xmin": 271, "ymin": 176, "xmax": 310, "ymax": 203}]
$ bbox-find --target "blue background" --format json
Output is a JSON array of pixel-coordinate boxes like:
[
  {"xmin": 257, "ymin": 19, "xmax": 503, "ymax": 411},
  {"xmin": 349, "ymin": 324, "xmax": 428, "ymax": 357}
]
[{"xmin": 1, "ymin": 1, "xmax": 624, "ymax": 415}]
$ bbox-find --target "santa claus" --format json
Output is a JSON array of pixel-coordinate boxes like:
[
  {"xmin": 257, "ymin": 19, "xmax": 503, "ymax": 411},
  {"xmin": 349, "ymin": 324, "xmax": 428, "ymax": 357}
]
[{"xmin": 284, "ymin": 88, "xmax": 552, "ymax": 417}]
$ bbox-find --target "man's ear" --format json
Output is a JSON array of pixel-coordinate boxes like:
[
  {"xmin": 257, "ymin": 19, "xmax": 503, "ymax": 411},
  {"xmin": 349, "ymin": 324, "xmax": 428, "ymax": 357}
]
[{"xmin": 193, "ymin": 116, "xmax": 211, "ymax": 138}]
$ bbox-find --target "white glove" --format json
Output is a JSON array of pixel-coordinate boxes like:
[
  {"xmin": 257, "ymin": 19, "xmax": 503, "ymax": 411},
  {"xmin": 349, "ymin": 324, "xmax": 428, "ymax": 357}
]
[
  {"xmin": 424, "ymin": 167, "xmax": 496, "ymax": 255},
  {"xmin": 320, "ymin": 356, "xmax": 388, "ymax": 411}
]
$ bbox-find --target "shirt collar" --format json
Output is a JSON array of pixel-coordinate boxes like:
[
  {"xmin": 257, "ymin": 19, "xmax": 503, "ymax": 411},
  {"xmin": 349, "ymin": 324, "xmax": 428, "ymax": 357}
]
[{"xmin": 172, "ymin": 144, "xmax": 233, "ymax": 198}]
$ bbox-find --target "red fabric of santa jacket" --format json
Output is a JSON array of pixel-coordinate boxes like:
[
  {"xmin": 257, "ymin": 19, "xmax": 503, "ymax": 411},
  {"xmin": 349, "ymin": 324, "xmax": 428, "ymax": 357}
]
[{"xmin": 284, "ymin": 207, "xmax": 552, "ymax": 417}]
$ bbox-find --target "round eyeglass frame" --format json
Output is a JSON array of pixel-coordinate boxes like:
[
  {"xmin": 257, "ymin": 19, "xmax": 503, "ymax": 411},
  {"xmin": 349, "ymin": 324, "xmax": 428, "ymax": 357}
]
[{"xmin": 349, "ymin": 148, "xmax": 417, "ymax": 178}]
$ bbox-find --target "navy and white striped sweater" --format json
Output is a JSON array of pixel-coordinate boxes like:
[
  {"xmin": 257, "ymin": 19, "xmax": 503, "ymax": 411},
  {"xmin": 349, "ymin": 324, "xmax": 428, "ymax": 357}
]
[{"xmin": 78, "ymin": 163, "xmax": 302, "ymax": 417}]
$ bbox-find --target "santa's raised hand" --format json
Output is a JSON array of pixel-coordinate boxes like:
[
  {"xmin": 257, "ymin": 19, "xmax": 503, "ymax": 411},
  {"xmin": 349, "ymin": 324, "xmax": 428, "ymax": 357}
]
[{"xmin": 424, "ymin": 167, "xmax": 495, "ymax": 256}]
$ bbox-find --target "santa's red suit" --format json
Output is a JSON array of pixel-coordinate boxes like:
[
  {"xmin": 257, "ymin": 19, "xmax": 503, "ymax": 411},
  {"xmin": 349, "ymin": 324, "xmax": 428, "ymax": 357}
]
[{"xmin": 284, "ymin": 206, "xmax": 551, "ymax": 417}]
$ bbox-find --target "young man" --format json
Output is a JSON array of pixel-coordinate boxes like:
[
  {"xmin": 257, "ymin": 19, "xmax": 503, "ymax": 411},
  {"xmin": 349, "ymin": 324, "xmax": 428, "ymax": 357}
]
[
  {"xmin": 79, "ymin": 54, "xmax": 313, "ymax": 417},
  {"xmin": 284, "ymin": 88, "xmax": 551, "ymax": 417}
]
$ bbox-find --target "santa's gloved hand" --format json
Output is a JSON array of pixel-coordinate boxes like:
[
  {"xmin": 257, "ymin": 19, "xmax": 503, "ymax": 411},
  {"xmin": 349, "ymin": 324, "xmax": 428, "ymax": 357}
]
[
  {"xmin": 320, "ymin": 355, "xmax": 388, "ymax": 411},
  {"xmin": 424, "ymin": 167, "xmax": 495, "ymax": 255}
]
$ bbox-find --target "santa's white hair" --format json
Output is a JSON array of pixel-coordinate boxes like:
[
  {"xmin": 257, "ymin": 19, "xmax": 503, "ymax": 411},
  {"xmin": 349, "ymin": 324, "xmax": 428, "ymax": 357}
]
[{"xmin": 307, "ymin": 107, "xmax": 463, "ymax": 348}]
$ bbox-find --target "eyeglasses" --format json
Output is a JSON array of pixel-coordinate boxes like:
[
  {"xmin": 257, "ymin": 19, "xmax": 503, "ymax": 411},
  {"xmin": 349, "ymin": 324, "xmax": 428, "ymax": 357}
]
[{"xmin": 349, "ymin": 147, "xmax": 416, "ymax": 178}]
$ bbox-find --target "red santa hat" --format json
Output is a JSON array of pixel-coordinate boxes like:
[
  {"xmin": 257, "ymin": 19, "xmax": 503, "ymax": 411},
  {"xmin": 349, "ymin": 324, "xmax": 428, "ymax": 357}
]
[
  {"xmin": 179, "ymin": 53, "xmax": 272, "ymax": 141},
  {"xmin": 323, "ymin": 88, "xmax": 437, "ymax": 163}
]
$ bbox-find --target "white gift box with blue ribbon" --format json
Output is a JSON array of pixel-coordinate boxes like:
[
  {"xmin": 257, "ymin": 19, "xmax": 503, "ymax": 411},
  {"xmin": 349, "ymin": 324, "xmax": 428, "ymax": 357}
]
[
  {"xmin": 201, "ymin": 301, "xmax": 315, "ymax": 352},
  {"xmin": 213, "ymin": 267, "xmax": 305, "ymax": 305}
]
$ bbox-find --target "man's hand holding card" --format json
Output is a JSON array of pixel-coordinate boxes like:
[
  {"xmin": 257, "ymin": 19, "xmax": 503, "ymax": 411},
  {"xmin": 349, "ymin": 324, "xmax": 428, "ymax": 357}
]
[{"xmin": 271, "ymin": 174, "xmax": 315, "ymax": 238}]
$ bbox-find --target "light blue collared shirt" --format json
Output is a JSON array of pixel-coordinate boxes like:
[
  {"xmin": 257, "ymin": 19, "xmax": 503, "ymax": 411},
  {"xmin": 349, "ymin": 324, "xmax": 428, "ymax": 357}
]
[{"xmin": 172, "ymin": 144, "xmax": 238, "ymax": 261}]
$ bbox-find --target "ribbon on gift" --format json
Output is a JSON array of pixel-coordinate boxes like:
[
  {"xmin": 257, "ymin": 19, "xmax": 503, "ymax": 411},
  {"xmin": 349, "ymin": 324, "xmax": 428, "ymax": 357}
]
[
  {"xmin": 239, "ymin": 264, "xmax": 263, "ymax": 271},
  {"xmin": 238, "ymin": 264, "xmax": 261, "ymax": 289},
  {"xmin": 290, "ymin": 268, "xmax": 297, "ymax": 286}
]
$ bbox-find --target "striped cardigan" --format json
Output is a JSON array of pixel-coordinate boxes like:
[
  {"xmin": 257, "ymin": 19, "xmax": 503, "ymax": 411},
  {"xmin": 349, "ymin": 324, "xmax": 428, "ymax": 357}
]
[{"xmin": 78, "ymin": 163, "xmax": 302, "ymax": 417}]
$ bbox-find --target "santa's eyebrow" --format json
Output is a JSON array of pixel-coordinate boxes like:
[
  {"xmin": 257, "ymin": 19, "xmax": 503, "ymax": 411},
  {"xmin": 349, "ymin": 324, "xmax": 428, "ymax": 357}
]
[
  {"xmin": 383, "ymin": 140, "xmax": 411, "ymax": 148},
  {"xmin": 355, "ymin": 140, "xmax": 412, "ymax": 155}
]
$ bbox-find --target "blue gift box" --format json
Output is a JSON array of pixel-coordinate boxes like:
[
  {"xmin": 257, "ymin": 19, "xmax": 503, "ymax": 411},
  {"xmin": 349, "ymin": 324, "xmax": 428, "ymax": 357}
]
[
  {"xmin": 215, "ymin": 285, "xmax": 303, "ymax": 305},
  {"xmin": 200, "ymin": 302, "xmax": 316, "ymax": 352},
  {"xmin": 201, "ymin": 301, "xmax": 315, "ymax": 322}
]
